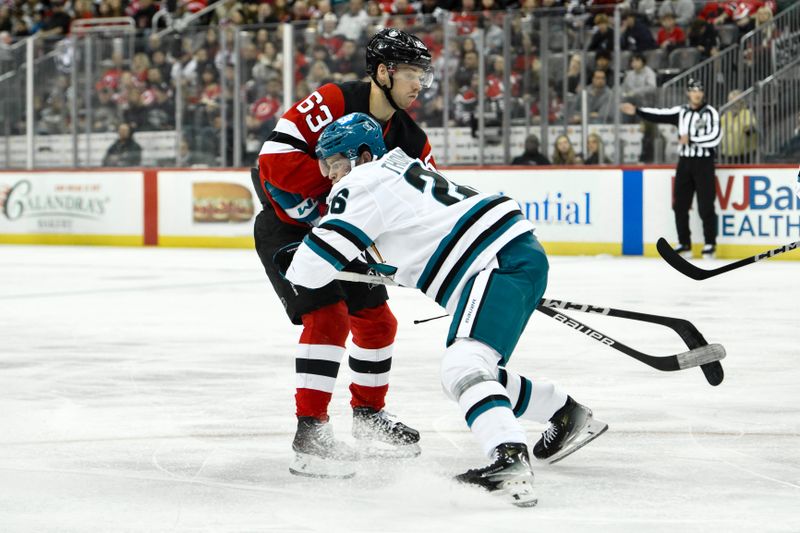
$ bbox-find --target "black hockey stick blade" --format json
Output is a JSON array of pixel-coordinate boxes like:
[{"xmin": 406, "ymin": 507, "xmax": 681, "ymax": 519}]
[
  {"xmin": 656, "ymin": 237, "xmax": 800, "ymax": 280},
  {"xmin": 535, "ymin": 305, "xmax": 726, "ymax": 372},
  {"xmin": 700, "ymin": 360, "xmax": 724, "ymax": 386},
  {"xmin": 540, "ymin": 299, "xmax": 724, "ymax": 386}
]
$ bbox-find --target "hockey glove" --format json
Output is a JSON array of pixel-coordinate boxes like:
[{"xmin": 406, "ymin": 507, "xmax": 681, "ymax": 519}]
[{"xmin": 273, "ymin": 241, "xmax": 301, "ymax": 279}]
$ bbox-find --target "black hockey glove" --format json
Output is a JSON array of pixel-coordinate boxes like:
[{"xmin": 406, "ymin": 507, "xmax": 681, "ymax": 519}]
[{"xmin": 273, "ymin": 241, "xmax": 301, "ymax": 279}]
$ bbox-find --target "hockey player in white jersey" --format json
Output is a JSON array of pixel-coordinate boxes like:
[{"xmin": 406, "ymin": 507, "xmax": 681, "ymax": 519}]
[{"xmin": 279, "ymin": 113, "xmax": 608, "ymax": 507}]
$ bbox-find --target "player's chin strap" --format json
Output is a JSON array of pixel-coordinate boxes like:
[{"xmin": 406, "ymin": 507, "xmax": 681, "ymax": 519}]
[{"xmin": 372, "ymin": 73, "xmax": 401, "ymax": 111}]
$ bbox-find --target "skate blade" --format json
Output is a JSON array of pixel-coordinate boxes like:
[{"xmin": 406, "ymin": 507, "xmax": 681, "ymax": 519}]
[
  {"xmin": 501, "ymin": 477, "xmax": 538, "ymax": 508},
  {"xmin": 545, "ymin": 418, "xmax": 609, "ymax": 465},
  {"xmin": 356, "ymin": 440, "xmax": 421, "ymax": 459},
  {"xmin": 289, "ymin": 452, "xmax": 357, "ymax": 479}
]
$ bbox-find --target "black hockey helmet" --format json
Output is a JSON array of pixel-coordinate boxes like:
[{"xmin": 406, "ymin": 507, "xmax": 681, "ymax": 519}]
[
  {"xmin": 687, "ymin": 78, "xmax": 704, "ymax": 92},
  {"xmin": 366, "ymin": 28, "xmax": 433, "ymax": 88}
]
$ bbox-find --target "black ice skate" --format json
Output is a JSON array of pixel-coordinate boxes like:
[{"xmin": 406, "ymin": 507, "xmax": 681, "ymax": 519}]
[
  {"xmin": 702, "ymin": 244, "xmax": 716, "ymax": 259},
  {"xmin": 352, "ymin": 407, "xmax": 421, "ymax": 458},
  {"xmin": 455, "ymin": 443, "xmax": 537, "ymax": 508},
  {"xmin": 533, "ymin": 396, "xmax": 608, "ymax": 464},
  {"xmin": 289, "ymin": 417, "xmax": 359, "ymax": 479},
  {"xmin": 673, "ymin": 243, "xmax": 693, "ymax": 259}
]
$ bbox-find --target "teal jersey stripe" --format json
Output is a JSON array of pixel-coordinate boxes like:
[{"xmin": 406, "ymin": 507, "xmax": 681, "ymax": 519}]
[
  {"xmin": 417, "ymin": 197, "xmax": 501, "ymax": 289},
  {"xmin": 303, "ymin": 234, "xmax": 345, "ymax": 270},
  {"xmin": 439, "ymin": 213, "xmax": 525, "ymax": 307},
  {"xmin": 445, "ymin": 273, "xmax": 477, "ymax": 347},
  {"xmin": 513, "ymin": 377, "xmax": 532, "ymax": 417},
  {"xmin": 323, "ymin": 218, "xmax": 373, "ymax": 249},
  {"xmin": 466, "ymin": 398, "xmax": 512, "ymax": 427}
]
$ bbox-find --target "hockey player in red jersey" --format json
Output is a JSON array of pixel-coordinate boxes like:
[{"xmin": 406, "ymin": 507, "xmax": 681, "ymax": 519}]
[{"xmin": 252, "ymin": 29, "xmax": 435, "ymax": 478}]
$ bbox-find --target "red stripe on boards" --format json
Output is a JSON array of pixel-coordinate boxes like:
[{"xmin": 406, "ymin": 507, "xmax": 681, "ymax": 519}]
[{"xmin": 143, "ymin": 170, "xmax": 158, "ymax": 246}]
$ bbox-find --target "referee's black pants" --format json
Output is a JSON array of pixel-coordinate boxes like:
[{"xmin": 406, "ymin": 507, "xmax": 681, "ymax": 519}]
[{"xmin": 673, "ymin": 156, "xmax": 717, "ymax": 246}]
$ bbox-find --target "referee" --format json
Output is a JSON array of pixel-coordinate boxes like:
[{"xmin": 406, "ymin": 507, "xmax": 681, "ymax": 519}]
[{"xmin": 622, "ymin": 78, "xmax": 722, "ymax": 259}]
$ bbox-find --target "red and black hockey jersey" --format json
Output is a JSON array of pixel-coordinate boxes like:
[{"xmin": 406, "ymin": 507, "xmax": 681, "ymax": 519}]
[{"xmin": 256, "ymin": 81, "xmax": 436, "ymax": 226}]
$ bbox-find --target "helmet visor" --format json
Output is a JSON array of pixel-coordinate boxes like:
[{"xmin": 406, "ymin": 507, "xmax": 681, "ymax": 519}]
[{"xmin": 388, "ymin": 64, "xmax": 434, "ymax": 89}]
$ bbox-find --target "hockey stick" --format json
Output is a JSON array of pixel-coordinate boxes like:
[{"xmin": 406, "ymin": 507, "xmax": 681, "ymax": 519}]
[
  {"xmin": 333, "ymin": 270, "xmax": 726, "ymax": 380},
  {"xmin": 541, "ymin": 299, "xmax": 724, "ymax": 385},
  {"xmin": 656, "ymin": 237, "xmax": 800, "ymax": 280}
]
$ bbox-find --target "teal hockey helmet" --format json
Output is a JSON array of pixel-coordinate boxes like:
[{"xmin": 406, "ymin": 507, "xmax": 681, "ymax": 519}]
[{"xmin": 315, "ymin": 112, "xmax": 387, "ymax": 162}]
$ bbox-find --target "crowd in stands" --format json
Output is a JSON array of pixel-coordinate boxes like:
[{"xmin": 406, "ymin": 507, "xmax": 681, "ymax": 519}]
[{"xmin": 0, "ymin": 0, "xmax": 794, "ymax": 165}]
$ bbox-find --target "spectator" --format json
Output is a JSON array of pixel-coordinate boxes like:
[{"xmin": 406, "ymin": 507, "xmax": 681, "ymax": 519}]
[
  {"xmin": 697, "ymin": 1, "xmax": 727, "ymax": 24},
  {"xmin": 150, "ymin": 50, "xmax": 172, "ymax": 84},
  {"xmin": 588, "ymin": 13, "xmax": 615, "ymax": 53},
  {"xmin": 420, "ymin": 0, "xmax": 447, "ymax": 25},
  {"xmin": 310, "ymin": 43, "xmax": 334, "ymax": 71},
  {"xmin": 133, "ymin": 0, "xmax": 159, "ymax": 30},
  {"xmin": 621, "ymin": 11, "xmax": 658, "ymax": 52},
  {"xmin": 336, "ymin": 0, "xmax": 368, "ymax": 42},
  {"xmin": 754, "ymin": 6, "xmax": 778, "ymax": 48},
  {"xmin": 177, "ymin": 137, "xmax": 215, "ymax": 167},
  {"xmin": 333, "ymin": 39, "xmax": 366, "ymax": 79},
  {"xmin": 577, "ymin": 70, "xmax": 613, "ymax": 124},
  {"xmin": 364, "ymin": 1, "xmax": 387, "ymax": 28},
  {"xmin": 583, "ymin": 133, "xmax": 608, "ymax": 164},
  {"xmin": 213, "ymin": 0, "xmax": 243, "ymax": 25},
  {"xmin": 247, "ymin": 78, "xmax": 282, "ymax": 141},
  {"xmin": 512, "ymin": 134, "xmax": 551, "ymax": 165},
  {"xmin": 202, "ymin": 27, "xmax": 220, "ymax": 58},
  {"xmin": 103, "ymin": 122, "xmax": 142, "ymax": 167},
  {"xmin": 709, "ymin": 0, "xmax": 772, "ymax": 27},
  {"xmin": 255, "ymin": 3, "xmax": 278, "ymax": 24},
  {"xmin": 92, "ymin": 87, "xmax": 120, "ymax": 132},
  {"xmin": 73, "ymin": 0, "xmax": 95, "ymax": 23},
  {"xmin": 38, "ymin": 96, "xmax": 69, "ymax": 134},
  {"xmin": 622, "ymin": 52, "xmax": 657, "ymax": 106},
  {"xmin": 734, "ymin": 4, "xmax": 757, "ymax": 42},
  {"xmin": 720, "ymin": 89, "xmax": 757, "ymax": 164},
  {"xmin": 529, "ymin": 81, "xmax": 565, "ymax": 124},
  {"xmin": 658, "ymin": 0, "xmax": 695, "ymax": 27},
  {"xmin": 552, "ymin": 134, "xmax": 582, "ymax": 164},
  {"xmin": 688, "ymin": 18, "xmax": 720, "ymax": 59},
  {"xmin": 305, "ymin": 60, "xmax": 333, "ymax": 91},
  {"xmin": 143, "ymin": 83, "xmax": 174, "ymax": 130},
  {"xmin": 636, "ymin": 0, "xmax": 657, "ymax": 24},
  {"xmin": 591, "ymin": 50, "xmax": 615, "ymax": 87},
  {"xmin": 38, "ymin": 0, "xmax": 71, "ymax": 39},
  {"xmin": 657, "ymin": 12, "xmax": 686, "ymax": 53},
  {"xmin": 454, "ymin": 50, "xmax": 479, "ymax": 89},
  {"xmin": 566, "ymin": 53, "xmax": 582, "ymax": 95},
  {"xmin": 316, "ymin": 13, "xmax": 344, "ymax": 52},
  {"xmin": 123, "ymin": 87, "xmax": 149, "ymax": 131},
  {"xmin": 452, "ymin": 0, "xmax": 480, "ymax": 37}
]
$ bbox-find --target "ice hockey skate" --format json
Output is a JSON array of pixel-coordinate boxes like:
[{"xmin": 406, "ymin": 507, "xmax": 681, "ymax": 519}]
[
  {"xmin": 672, "ymin": 243, "xmax": 693, "ymax": 259},
  {"xmin": 455, "ymin": 443, "xmax": 537, "ymax": 507},
  {"xmin": 533, "ymin": 396, "xmax": 608, "ymax": 464},
  {"xmin": 702, "ymin": 244, "xmax": 716, "ymax": 259},
  {"xmin": 352, "ymin": 407, "xmax": 421, "ymax": 458},
  {"xmin": 289, "ymin": 417, "xmax": 359, "ymax": 478}
]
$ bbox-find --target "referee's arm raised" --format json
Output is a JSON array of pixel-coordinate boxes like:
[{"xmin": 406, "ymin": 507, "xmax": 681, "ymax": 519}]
[{"xmin": 620, "ymin": 102, "xmax": 681, "ymax": 126}]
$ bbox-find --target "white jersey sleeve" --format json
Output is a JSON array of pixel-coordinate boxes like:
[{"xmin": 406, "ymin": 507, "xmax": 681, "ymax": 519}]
[{"xmin": 286, "ymin": 181, "xmax": 387, "ymax": 289}]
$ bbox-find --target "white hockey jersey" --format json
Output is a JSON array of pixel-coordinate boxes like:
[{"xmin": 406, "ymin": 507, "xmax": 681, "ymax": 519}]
[{"xmin": 285, "ymin": 148, "xmax": 535, "ymax": 313}]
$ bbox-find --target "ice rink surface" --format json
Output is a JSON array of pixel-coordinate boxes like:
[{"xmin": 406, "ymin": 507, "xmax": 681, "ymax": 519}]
[{"xmin": 1, "ymin": 244, "xmax": 799, "ymax": 533}]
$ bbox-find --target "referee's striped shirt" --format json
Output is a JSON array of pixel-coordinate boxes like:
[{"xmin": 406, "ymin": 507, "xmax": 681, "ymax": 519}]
[{"xmin": 637, "ymin": 103, "xmax": 722, "ymax": 158}]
